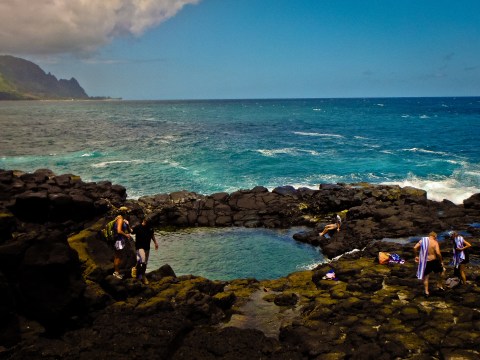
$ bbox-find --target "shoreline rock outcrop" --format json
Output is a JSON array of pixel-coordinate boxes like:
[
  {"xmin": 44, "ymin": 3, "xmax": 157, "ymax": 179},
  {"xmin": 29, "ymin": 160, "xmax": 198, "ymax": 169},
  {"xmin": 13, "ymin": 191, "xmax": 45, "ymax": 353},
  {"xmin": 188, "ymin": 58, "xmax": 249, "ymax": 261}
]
[
  {"xmin": 138, "ymin": 182, "xmax": 480, "ymax": 259},
  {"xmin": 0, "ymin": 169, "xmax": 479, "ymax": 359}
]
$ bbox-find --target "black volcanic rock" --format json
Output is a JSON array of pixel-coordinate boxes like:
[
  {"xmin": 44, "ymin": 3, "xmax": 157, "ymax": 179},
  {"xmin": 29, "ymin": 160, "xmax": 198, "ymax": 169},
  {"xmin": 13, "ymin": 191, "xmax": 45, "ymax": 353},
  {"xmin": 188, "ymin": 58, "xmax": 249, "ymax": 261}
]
[{"xmin": 1, "ymin": 169, "xmax": 479, "ymax": 359}]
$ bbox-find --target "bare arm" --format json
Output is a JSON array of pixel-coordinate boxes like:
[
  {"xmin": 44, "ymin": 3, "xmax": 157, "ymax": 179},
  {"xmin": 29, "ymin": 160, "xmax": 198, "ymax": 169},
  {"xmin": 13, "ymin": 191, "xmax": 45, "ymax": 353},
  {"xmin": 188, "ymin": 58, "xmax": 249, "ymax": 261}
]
[
  {"xmin": 434, "ymin": 242, "xmax": 443, "ymax": 263},
  {"xmin": 413, "ymin": 241, "xmax": 420, "ymax": 253},
  {"xmin": 413, "ymin": 241, "xmax": 421, "ymax": 262},
  {"xmin": 457, "ymin": 239, "xmax": 472, "ymax": 251},
  {"xmin": 116, "ymin": 216, "xmax": 130, "ymax": 238}
]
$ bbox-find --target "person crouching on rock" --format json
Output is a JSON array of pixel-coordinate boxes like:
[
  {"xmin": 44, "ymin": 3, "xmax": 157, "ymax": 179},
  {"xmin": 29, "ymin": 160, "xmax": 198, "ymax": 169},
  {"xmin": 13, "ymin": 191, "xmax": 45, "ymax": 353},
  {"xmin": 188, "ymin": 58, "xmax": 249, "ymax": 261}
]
[
  {"xmin": 319, "ymin": 214, "xmax": 341, "ymax": 238},
  {"xmin": 414, "ymin": 231, "xmax": 446, "ymax": 297},
  {"xmin": 132, "ymin": 216, "xmax": 158, "ymax": 285},
  {"xmin": 112, "ymin": 206, "xmax": 132, "ymax": 279},
  {"xmin": 449, "ymin": 231, "xmax": 472, "ymax": 285}
]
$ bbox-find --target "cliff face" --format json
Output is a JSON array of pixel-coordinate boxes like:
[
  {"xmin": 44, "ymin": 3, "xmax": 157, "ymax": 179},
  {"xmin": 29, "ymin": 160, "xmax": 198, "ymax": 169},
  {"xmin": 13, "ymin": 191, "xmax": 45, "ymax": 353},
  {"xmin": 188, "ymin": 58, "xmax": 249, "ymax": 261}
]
[{"xmin": 0, "ymin": 55, "xmax": 89, "ymax": 100}]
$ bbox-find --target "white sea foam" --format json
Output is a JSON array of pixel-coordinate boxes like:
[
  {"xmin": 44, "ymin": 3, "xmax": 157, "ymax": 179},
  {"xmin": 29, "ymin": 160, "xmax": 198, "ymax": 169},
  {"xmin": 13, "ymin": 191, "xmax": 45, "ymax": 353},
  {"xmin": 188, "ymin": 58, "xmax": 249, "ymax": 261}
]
[
  {"xmin": 162, "ymin": 159, "xmax": 188, "ymax": 170},
  {"xmin": 365, "ymin": 144, "xmax": 381, "ymax": 148},
  {"xmin": 293, "ymin": 132, "xmax": 344, "ymax": 138},
  {"xmin": 302, "ymin": 149, "xmax": 320, "ymax": 156},
  {"xmin": 92, "ymin": 159, "xmax": 150, "ymax": 168},
  {"xmin": 331, "ymin": 249, "xmax": 362, "ymax": 262},
  {"xmin": 257, "ymin": 148, "xmax": 295, "ymax": 157},
  {"xmin": 383, "ymin": 176, "xmax": 480, "ymax": 204},
  {"xmin": 286, "ymin": 172, "xmax": 475, "ymax": 205},
  {"xmin": 443, "ymin": 159, "xmax": 463, "ymax": 165},
  {"xmin": 257, "ymin": 148, "xmax": 321, "ymax": 157},
  {"xmin": 419, "ymin": 115, "xmax": 430, "ymax": 119},
  {"xmin": 465, "ymin": 170, "xmax": 480, "ymax": 177},
  {"xmin": 312, "ymin": 108, "xmax": 322, "ymax": 111},
  {"xmin": 158, "ymin": 135, "xmax": 177, "ymax": 143},
  {"xmin": 403, "ymin": 148, "xmax": 451, "ymax": 156},
  {"xmin": 300, "ymin": 260, "xmax": 327, "ymax": 271}
]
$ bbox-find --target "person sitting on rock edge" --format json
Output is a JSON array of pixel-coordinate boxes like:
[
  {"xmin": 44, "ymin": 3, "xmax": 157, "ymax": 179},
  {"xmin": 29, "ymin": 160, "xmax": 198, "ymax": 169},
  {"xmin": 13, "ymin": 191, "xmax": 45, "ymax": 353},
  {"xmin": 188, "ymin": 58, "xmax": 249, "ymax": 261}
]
[
  {"xmin": 112, "ymin": 206, "xmax": 132, "ymax": 279},
  {"xmin": 319, "ymin": 214, "xmax": 341, "ymax": 238},
  {"xmin": 414, "ymin": 231, "xmax": 446, "ymax": 297}
]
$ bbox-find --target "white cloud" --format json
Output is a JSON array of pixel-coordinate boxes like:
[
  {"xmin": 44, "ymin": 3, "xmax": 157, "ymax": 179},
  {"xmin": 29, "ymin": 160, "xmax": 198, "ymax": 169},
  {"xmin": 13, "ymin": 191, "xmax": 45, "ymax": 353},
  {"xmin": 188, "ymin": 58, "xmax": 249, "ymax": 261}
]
[{"xmin": 0, "ymin": 0, "xmax": 199, "ymax": 56}]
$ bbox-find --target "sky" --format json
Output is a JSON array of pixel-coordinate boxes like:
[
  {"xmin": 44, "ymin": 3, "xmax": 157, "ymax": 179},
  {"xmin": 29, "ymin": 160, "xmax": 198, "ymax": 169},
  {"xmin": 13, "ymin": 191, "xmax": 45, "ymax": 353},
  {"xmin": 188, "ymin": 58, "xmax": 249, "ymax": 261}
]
[{"xmin": 1, "ymin": 0, "xmax": 479, "ymax": 100}]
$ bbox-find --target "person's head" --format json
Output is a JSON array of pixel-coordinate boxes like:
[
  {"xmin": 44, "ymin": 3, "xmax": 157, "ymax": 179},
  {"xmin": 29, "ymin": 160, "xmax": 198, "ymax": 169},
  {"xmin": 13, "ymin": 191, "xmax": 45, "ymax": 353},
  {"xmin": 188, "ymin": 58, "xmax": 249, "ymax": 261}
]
[
  {"xmin": 117, "ymin": 206, "xmax": 130, "ymax": 218},
  {"xmin": 448, "ymin": 230, "xmax": 457, "ymax": 238},
  {"xmin": 136, "ymin": 214, "xmax": 149, "ymax": 226},
  {"xmin": 429, "ymin": 231, "xmax": 437, "ymax": 239}
]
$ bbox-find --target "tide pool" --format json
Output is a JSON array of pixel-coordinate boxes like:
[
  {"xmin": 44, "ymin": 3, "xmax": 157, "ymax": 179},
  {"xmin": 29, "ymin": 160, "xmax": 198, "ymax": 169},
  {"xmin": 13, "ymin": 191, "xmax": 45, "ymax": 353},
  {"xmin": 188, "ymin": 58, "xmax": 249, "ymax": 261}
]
[{"xmin": 147, "ymin": 227, "xmax": 324, "ymax": 281}]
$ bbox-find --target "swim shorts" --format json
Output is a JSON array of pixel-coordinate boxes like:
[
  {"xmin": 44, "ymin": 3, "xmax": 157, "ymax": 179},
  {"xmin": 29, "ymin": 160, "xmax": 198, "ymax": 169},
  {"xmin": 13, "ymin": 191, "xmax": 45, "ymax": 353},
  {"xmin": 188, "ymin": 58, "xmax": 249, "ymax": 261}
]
[{"xmin": 424, "ymin": 259, "xmax": 444, "ymax": 275}]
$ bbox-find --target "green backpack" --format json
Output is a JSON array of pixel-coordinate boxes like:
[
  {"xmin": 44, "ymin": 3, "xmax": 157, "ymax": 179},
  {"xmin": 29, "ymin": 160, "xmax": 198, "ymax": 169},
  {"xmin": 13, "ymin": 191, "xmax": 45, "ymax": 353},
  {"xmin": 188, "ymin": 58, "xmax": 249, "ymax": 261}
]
[{"xmin": 101, "ymin": 218, "xmax": 118, "ymax": 243}]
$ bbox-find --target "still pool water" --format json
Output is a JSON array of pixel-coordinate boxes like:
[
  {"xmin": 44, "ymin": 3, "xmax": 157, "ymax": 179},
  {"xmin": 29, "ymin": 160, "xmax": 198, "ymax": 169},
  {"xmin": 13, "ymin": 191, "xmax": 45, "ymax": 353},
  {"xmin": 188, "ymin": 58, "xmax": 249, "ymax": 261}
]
[{"xmin": 147, "ymin": 227, "xmax": 324, "ymax": 281}]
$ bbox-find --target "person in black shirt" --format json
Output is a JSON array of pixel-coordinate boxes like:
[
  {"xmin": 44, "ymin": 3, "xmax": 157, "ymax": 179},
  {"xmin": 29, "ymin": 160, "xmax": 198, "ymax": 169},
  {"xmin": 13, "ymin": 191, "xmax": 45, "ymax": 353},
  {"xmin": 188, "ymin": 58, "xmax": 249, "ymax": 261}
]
[{"xmin": 132, "ymin": 217, "xmax": 158, "ymax": 284}]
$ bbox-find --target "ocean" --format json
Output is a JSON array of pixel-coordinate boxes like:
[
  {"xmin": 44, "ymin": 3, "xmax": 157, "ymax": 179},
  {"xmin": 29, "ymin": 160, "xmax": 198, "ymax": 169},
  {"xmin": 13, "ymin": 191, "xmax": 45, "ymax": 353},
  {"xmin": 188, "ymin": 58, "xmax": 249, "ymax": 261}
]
[{"xmin": 1, "ymin": 97, "xmax": 479, "ymax": 279}]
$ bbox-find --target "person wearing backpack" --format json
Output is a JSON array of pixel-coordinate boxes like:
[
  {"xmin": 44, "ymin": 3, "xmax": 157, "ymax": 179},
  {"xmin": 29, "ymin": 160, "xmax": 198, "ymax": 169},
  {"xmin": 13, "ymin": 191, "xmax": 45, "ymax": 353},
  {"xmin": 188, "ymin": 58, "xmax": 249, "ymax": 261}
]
[{"xmin": 112, "ymin": 207, "xmax": 132, "ymax": 279}]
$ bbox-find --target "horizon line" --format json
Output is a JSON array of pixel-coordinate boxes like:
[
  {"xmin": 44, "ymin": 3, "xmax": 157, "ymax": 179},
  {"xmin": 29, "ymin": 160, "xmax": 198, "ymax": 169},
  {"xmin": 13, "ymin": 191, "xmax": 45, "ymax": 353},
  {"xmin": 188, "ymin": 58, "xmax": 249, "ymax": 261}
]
[{"xmin": 89, "ymin": 95, "xmax": 480, "ymax": 102}]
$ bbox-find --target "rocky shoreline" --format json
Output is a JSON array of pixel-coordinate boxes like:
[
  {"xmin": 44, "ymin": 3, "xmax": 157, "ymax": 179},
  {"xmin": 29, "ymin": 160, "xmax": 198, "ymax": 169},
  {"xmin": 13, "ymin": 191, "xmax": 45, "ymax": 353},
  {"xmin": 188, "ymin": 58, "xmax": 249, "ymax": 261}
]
[{"xmin": 0, "ymin": 169, "xmax": 479, "ymax": 359}]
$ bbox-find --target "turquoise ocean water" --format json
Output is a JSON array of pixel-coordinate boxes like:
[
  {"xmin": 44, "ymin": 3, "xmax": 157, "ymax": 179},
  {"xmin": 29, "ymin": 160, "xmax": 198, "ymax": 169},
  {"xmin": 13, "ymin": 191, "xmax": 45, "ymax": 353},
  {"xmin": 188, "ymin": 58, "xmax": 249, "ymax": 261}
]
[{"xmin": 1, "ymin": 97, "xmax": 479, "ymax": 279}]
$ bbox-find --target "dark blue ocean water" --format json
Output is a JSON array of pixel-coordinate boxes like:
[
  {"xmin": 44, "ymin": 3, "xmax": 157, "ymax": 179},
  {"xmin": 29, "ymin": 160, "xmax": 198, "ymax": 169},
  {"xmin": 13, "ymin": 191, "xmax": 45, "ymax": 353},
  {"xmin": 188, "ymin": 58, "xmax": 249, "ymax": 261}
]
[
  {"xmin": 1, "ymin": 97, "xmax": 479, "ymax": 203},
  {"xmin": 1, "ymin": 97, "xmax": 479, "ymax": 279}
]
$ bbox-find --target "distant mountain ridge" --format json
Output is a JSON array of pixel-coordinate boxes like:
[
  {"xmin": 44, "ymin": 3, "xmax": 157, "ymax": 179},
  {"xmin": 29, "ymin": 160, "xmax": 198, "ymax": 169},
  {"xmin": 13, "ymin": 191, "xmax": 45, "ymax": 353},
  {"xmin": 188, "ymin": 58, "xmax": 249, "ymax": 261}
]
[{"xmin": 0, "ymin": 55, "xmax": 94, "ymax": 100}]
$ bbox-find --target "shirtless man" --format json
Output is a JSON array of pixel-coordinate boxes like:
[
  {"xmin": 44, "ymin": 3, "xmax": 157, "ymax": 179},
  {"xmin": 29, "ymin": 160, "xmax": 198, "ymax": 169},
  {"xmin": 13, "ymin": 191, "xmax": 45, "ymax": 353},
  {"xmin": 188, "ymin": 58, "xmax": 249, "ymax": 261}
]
[{"xmin": 414, "ymin": 231, "xmax": 446, "ymax": 297}]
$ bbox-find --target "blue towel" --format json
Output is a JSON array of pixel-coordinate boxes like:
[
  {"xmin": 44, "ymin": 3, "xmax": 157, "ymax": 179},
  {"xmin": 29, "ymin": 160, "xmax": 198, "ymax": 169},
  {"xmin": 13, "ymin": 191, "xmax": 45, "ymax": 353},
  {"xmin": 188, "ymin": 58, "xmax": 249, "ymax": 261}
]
[{"xmin": 417, "ymin": 237, "xmax": 429, "ymax": 279}]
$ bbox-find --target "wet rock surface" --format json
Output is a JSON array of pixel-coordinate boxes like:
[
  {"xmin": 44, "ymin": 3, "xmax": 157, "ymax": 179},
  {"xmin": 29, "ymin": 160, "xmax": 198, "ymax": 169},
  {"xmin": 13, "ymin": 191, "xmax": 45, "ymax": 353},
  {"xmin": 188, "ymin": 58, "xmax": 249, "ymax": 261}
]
[{"xmin": 0, "ymin": 169, "xmax": 479, "ymax": 359}]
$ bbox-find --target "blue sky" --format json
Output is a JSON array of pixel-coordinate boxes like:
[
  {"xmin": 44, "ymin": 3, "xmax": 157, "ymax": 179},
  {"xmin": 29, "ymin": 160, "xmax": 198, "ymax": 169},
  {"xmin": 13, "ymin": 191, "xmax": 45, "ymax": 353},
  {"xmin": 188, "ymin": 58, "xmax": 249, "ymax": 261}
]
[{"xmin": 1, "ymin": 0, "xmax": 479, "ymax": 100}]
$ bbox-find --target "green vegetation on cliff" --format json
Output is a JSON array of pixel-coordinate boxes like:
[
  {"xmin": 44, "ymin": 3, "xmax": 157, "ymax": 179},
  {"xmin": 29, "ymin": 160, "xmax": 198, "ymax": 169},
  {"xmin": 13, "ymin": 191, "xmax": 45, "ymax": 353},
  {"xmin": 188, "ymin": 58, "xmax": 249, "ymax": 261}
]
[{"xmin": 0, "ymin": 55, "xmax": 111, "ymax": 100}]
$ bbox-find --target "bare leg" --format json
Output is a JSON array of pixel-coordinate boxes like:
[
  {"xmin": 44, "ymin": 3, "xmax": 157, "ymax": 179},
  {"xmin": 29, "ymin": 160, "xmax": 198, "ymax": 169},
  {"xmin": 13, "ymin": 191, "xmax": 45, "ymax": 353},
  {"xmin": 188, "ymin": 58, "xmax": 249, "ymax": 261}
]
[
  {"xmin": 423, "ymin": 274, "xmax": 430, "ymax": 295},
  {"xmin": 114, "ymin": 254, "xmax": 121, "ymax": 273},
  {"xmin": 437, "ymin": 269, "xmax": 446, "ymax": 290},
  {"xmin": 459, "ymin": 264, "xmax": 467, "ymax": 284},
  {"xmin": 320, "ymin": 224, "xmax": 336, "ymax": 236},
  {"xmin": 438, "ymin": 270, "xmax": 447, "ymax": 289}
]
